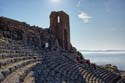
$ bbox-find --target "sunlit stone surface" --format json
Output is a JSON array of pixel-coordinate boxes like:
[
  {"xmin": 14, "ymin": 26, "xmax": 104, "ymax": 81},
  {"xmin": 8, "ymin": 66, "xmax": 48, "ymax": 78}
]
[{"xmin": 0, "ymin": 11, "xmax": 124, "ymax": 83}]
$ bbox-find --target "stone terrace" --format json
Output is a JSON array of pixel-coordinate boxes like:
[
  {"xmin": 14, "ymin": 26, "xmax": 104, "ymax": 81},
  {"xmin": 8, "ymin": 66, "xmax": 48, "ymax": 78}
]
[{"xmin": 0, "ymin": 38, "xmax": 124, "ymax": 83}]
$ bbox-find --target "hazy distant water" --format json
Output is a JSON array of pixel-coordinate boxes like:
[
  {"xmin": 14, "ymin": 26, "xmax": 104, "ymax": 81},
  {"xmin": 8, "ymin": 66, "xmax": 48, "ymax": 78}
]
[{"xmin": 81, "ymin": 52, "xmax": 125, "ymax": 71}]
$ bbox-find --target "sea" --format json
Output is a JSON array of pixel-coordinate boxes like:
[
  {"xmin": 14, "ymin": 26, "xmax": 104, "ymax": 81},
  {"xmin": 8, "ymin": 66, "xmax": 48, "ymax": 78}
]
[{"xmin": 81, "ymin": 52, "xmax": 125, "ymax": 71}]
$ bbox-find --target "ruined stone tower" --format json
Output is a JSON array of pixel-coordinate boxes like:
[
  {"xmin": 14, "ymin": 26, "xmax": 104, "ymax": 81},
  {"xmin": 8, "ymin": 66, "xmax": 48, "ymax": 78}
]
[{"xmin": 50, "ymin": 11, "xmax": 71, "ymax": 50}]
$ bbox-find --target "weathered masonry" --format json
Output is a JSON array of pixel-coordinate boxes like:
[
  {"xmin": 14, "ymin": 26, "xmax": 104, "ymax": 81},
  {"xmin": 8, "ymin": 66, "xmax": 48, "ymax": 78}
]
[
  {"xmin": 50, "ymin": 11, "xmax": 71, "ymax": 50},
  {"xmin": 0, "ymin": 11, "xmax": 124, "ymax": 83}
]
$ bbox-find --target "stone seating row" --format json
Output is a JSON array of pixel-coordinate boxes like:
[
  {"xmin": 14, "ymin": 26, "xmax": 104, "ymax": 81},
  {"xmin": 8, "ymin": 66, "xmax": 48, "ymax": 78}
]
[
  {"xmin": 0, "ymin": 44, "xmax": 35, "ymax": 50},
  {"xmin": 86, "ymin": 67, "xmax": 121, "ymax": 83},
  {"xmin": 0, "ymin": 57, "xmax": 42, "ymax": 82},
  {"xmin": 97, "ymin": 68, "xmax": 120, "ymax": 81},
  {"xmin": 42, "ymin": 52, "xmax": 94, "ymax": 82},
  {"xmin": 80, "ymin": 68, "xmax": 92, "ymax": 82},
  {"xmin": 76, "ymin": 57, "xmax": 97, "ymax": 72},
  {"xmin": 43, "ymin": 57, "xmax": 86, "ymax": 82},
  {"xmin": 0, "ymin": 41, "xmax": 36, "ymax": 51},
  {"xmin": 43, "ymin": 56, "xmax": 70, "ymax": 64},
  {"xmin": 52, "ymin": 63, "xmax": 85, "ymax": 83},
  {"xmin": 0, "ymin": 56, "xmax": 38, "ymax": 68},
  {"xmin": 0, "ymin": 48, "xmax": 36, "ymax": 54},
  {"xmin": 30, "ymin": 54, "xmax": 86, "ymax": 83},
  {"xmin": 47, "ymin": 53, "xmax": 122, "ymax": 83},
  {"xmin": 0, "ymin": 45, "xmax": 27, "ymax": 50},
  {"xmin": 1, "ymin": 61, "xmax": 40, "ymax": 83},
  {"xmin": 29, "ymin": 51, "xmax": 122, "ymax": 83},
  {"xmin": 0, "ymin": 52, "xmax": 39, "ymax": 59},
  {"xmin": 72, "ymin": 62, "xmax": 121, "ymax": 83},
  {"xmin": 117, "ymin": 78, "xmax": 125, "ymax": 83}
]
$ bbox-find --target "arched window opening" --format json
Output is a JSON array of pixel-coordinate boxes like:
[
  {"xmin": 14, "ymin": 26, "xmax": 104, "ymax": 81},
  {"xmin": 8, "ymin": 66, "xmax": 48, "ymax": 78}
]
[{"xmin": 57, "ymin": 16, "xmax": 60, "ymax": 23}]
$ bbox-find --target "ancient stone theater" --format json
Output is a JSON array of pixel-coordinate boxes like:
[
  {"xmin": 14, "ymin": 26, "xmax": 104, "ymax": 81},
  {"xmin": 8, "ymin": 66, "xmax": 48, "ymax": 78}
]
[{"xmin": 0, "ymin": 11, "xmax": 124, "ymax": 83}]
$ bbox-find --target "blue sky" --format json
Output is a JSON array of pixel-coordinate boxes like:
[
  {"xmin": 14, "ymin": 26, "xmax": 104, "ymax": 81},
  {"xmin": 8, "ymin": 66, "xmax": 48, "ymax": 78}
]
[{"xmin": 0, "ymin": 0, "xmax": 125, "ymax": 50}]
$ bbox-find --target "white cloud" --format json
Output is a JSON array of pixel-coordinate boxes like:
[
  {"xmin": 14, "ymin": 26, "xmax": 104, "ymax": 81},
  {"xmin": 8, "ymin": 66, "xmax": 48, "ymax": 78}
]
[
  {"xmin": 78, "ymin": 11, "xmax": 92, "ymax": 23},
  {"xmin": 76, "ymin": 0, "xmax": 81, "ymax": 7}
]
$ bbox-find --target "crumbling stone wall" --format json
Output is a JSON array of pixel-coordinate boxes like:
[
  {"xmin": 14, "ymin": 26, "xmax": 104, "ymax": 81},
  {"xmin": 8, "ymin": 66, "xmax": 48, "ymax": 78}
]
[
  {"xmin": 0, "ymin": 11, "xmax": 72, "ymax": 51},
  {"xmin": 50, "ymin": 11, "xmax": 71, "ymax": 50},
  {"xmin": 0, "ymin": 17, "xmax": 61, "ymax": 51},
  {"xmin": 0, "ymin": 19, "xmax": 24, "ymax": 40}
]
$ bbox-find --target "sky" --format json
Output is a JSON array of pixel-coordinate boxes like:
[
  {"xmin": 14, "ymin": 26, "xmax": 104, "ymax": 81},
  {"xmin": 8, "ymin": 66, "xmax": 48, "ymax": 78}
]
[{"xmin": 0, "ymin": 0, "xmax": 125, "ymax": 50}]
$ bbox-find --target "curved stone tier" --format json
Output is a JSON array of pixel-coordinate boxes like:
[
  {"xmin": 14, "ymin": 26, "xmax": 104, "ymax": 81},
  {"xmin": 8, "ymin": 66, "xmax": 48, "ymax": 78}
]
[{"xmin": 0, "ymin": 40, "xmax": 124, "ymax": 83}]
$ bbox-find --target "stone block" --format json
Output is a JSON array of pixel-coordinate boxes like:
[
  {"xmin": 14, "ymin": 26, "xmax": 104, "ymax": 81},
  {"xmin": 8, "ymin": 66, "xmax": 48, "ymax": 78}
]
[
  {"xmin": 0, "ymin": 72, "xmax": 5, "ymax": 81},
  {"xmin": 1, "ymin": 68, "xmax": 10, "ymax": 77}
]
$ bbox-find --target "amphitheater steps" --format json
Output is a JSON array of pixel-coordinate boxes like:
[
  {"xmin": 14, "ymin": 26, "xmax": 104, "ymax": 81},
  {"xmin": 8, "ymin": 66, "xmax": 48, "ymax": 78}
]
[
  {"xmin": 0, "ymin": 57, "xmax": 42, "ymax": 82},
  {"xmin": 117, "ymin": 78, "xmax": 125, "ymax": 83},
  {"xmin": 0, "ymin": 56, "xmax": 32, "ymax": 68},
  {"xmin": 0, "ymin": 40, "xmax": 124, "ymax": 83},
  {"xmin": 1, "ymin": 61, "xmax": 40, "ymax": 83},
  {"xmin": 40, "ymin": 56, "xmax": 86, "ymax": 83}
]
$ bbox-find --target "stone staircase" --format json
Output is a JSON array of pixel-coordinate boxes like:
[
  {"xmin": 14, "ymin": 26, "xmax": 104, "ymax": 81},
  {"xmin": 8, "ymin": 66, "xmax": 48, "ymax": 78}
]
[
  {"xmin": 0, "ymin": 40, "xmax": 124, "ymax": 83},
  {"xmin": 0, "ymin": 40, "xmax": 42, "ymax": 83}
]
